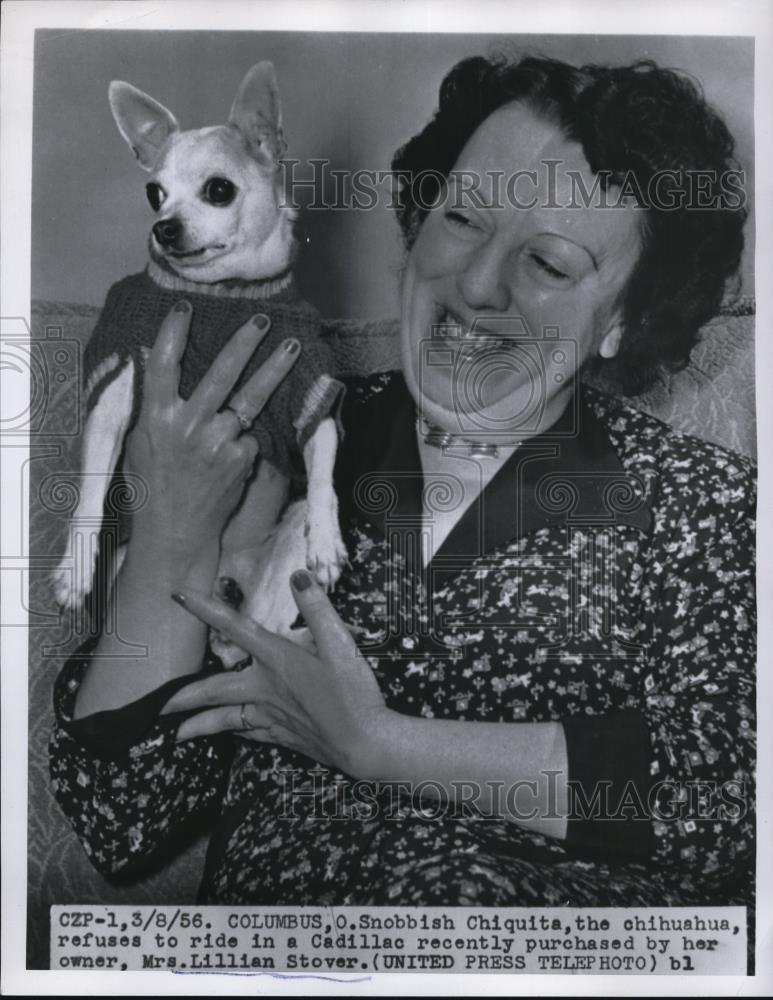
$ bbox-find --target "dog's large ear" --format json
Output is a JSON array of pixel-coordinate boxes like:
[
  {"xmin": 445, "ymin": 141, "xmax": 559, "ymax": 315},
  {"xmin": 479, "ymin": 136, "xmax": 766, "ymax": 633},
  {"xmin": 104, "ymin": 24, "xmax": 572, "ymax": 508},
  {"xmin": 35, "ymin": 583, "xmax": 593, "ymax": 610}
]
[
  {"xmin": 228, "ymin": 62, "xmax": 286, "ymax": 164},
  {"xmin": 109, "ymin": 81, "xmax": 179, "ymax": 171}
]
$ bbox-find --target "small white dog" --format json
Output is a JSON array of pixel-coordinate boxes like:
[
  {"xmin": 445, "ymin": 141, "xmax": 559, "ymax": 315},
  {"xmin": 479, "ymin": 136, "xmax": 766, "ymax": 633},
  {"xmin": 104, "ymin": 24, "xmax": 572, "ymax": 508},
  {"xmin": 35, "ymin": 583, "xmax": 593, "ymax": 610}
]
[{"xmin": 51, "ymin": 63, "xmax": 347, "ymax": 661}]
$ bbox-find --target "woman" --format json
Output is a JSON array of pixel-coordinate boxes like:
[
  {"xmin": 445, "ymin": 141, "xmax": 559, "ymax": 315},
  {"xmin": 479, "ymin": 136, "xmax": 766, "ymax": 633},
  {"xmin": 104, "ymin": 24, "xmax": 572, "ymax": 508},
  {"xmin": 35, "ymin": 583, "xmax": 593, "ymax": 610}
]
[{"xmin": 50, "ymin": 55, "xmax": 754, "ymax": 907}]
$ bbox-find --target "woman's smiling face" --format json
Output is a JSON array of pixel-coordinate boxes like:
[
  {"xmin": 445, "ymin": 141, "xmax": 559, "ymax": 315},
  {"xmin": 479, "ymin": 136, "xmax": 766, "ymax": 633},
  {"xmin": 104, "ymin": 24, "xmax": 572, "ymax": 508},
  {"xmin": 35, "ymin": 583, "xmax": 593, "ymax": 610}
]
[{"xmin": 400, "ymin": 101, "xmax": 643, "ymax": 440}]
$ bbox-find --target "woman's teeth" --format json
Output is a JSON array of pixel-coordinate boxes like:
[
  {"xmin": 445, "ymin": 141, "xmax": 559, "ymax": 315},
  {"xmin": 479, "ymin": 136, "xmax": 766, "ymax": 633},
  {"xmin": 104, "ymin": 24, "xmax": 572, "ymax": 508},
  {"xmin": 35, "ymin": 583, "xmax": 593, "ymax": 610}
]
[{"xmin": 435, "ymin": 312, "xmax": 517, "ymax": 357}]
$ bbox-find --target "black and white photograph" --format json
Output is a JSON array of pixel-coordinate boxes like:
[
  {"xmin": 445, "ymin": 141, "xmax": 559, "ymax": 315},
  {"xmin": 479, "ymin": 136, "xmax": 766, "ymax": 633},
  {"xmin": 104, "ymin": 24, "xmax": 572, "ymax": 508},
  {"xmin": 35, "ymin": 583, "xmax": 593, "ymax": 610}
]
[{"xmin": 2, "ymin": 0, "xmax": 771, "ymax": 993}]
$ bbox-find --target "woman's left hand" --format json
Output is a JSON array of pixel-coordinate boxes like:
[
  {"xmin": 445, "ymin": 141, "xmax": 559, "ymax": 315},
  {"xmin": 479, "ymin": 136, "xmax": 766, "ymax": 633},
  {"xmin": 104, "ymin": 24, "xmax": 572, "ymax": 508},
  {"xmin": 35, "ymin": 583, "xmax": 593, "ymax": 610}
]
[{"xmin": 161, "ymin": 570, "xmax": 390, "ymax": 777}]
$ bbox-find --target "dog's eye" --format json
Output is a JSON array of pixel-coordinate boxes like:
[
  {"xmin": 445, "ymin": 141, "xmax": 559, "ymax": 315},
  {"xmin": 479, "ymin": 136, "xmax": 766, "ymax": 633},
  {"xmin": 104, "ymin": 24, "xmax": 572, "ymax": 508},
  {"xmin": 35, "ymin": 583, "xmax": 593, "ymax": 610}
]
[
  {"xmin": 146, "ymin": 183, "xmax": 164, "ymax": 212},
  {"xmin": 204, "ymin": 177, "xmax": 237, "ymax": 207}
]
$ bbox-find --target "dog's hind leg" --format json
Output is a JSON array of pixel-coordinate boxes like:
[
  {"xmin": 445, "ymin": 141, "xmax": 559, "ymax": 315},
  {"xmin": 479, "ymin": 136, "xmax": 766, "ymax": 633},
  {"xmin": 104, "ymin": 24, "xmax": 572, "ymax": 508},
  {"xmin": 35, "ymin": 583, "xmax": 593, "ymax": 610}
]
[
  {"xmin": 240, "ymin": 499, "xmax": 313, "ymax": 639},
  {"xmin": 212, "ymin": 457, "xmax": 291, "ymax": 667},
  {"xmin": 51, "ymin": 360, "xmax": 134, "ymax": 609},
  {"xmin": 219, "ymin": 456, "xmax": 289, "ymax": 581},
  {"xmin": 302, "ymin": 416, "xmax": 347, "ymax": 591}
]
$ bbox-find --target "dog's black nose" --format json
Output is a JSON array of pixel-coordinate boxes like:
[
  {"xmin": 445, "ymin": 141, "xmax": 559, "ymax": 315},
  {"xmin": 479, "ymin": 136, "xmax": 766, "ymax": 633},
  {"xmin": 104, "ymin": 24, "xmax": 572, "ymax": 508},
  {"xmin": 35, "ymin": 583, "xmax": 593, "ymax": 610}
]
[{"xmin": 152, "ymin": 217, "xmax": 182, "ymax": 249}]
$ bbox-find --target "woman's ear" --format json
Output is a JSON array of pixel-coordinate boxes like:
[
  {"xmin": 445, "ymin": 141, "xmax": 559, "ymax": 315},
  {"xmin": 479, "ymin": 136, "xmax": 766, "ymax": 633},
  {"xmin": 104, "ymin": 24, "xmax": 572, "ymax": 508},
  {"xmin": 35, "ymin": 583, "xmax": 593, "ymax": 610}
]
[{"xmin": 599, "ymin": 322, "xmax": 624, "ymax": 359}]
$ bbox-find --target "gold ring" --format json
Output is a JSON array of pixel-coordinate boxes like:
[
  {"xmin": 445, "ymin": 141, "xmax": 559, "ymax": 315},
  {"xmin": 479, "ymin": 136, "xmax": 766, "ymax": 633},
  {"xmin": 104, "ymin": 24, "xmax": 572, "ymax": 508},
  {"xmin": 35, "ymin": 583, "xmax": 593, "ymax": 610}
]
[{"xmin": 240, "ymin": 702, "xmax": 251, "ymax": 731}]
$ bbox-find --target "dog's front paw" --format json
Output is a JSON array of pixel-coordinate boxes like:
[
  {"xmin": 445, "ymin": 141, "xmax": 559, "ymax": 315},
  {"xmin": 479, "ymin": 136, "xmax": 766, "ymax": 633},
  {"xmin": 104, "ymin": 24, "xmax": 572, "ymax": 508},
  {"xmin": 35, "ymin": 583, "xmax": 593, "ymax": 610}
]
[
  {"xmin": 304, "ymin": 517, "xmax": 348, "ymax": 591},
  {"xmin": 50, "ymin": 563, "xmax": 79, "ymax": 610},
  {"xmin": 50, "ymin": 546, "xmax": 97, "ymax": 610}
]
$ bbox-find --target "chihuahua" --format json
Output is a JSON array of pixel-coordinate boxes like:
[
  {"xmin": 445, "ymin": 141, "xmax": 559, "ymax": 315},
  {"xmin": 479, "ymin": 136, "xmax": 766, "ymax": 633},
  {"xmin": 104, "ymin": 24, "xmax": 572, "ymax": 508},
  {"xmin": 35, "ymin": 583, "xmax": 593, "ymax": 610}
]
[{"xmin": 51, "ymin": 63, "xmax": 347, "ymax": 661}]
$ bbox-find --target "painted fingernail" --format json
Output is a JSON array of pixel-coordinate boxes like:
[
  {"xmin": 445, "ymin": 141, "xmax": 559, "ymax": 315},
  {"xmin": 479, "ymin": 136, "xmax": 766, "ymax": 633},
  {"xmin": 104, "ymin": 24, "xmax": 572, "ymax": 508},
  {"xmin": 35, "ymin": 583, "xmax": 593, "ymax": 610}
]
[
  {"xmin": 174, "ymin": 300, "xmax": 191, "ymax": 313},
  {"xmin": 171, "ymin": 591, "xmax": 187, "ymax": 607},
  {"xmin": 291, "ymin": 570, "xmax": 312, "ymax": 591},
  {"xmin": 284, "ymin": 339, "xmax": 300, "ymax": 355},
  {"xmin": 252, "ymin": 313, "xmax": 271, "ymax": 332}
]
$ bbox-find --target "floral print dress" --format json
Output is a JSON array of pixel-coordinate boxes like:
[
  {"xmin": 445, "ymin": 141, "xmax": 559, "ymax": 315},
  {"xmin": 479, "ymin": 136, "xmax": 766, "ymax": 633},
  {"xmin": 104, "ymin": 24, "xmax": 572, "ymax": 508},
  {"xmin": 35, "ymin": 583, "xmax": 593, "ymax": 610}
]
[{"xmin": 49, "ymin": 371, "xmax": 756, "ymax": 907}]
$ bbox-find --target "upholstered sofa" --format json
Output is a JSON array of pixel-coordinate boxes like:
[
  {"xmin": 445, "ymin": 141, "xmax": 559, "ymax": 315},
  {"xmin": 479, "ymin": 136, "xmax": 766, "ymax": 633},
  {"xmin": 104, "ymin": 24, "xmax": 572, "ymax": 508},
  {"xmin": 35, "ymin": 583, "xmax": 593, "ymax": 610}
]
[{"xmin": 25, "ymin": 298, "xmax": 755, "ymax": 968}]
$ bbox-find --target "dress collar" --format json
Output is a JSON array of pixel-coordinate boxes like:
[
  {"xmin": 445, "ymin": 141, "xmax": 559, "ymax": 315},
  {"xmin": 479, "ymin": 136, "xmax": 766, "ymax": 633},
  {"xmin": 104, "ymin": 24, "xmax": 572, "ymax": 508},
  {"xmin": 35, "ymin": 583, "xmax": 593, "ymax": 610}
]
[{"xmin": 335, "ymin": 371, "xmax": 652, "ymax": 586}]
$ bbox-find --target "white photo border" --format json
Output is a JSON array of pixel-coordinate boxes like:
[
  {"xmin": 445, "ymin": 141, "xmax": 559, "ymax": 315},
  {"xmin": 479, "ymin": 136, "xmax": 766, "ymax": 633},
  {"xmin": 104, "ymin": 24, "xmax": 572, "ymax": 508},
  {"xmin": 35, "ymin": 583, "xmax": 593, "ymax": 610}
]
[{"xmin": 2, "ymin": 0, "xmax": 771, "ymax": 995}]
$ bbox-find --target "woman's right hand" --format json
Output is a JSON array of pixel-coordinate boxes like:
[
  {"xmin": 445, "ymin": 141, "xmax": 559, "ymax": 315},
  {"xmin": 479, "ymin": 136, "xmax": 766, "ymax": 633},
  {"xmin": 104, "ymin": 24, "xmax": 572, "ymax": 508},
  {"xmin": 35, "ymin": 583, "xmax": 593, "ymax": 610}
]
[
  {"xmin": 73, "ymin": 301, "xmax": 300, "ymax": 719},
  {"xmin": 125, "ymin": 300, "xmax": 299, "ymax": 571}
]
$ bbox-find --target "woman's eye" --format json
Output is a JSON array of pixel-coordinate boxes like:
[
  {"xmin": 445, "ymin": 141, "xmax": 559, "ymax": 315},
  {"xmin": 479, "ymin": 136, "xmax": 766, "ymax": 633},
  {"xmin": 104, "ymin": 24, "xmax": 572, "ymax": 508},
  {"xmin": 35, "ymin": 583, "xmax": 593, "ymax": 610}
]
[
  {"xmin": 145, "ymin": 183, "xmax": 164, "ymax": 212},
  {"xmin": 445, "ymin": 211, "xmax": 476, "ymax": 229},
  {"xmin": 203, "ymin": 177, "xmax": 237, "ymax": 206},
  {"xmin": 530, "ymin": 253, "xmax": 570, "ymax": 281}
]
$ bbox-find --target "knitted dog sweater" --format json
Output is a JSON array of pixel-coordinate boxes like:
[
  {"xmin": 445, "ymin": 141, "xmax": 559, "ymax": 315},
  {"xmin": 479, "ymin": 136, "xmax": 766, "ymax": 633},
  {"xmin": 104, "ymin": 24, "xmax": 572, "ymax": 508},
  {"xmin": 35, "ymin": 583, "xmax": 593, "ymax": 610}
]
[{"xmin": 83, "ymin": 263, "xmax": 345, "ymax": 487}]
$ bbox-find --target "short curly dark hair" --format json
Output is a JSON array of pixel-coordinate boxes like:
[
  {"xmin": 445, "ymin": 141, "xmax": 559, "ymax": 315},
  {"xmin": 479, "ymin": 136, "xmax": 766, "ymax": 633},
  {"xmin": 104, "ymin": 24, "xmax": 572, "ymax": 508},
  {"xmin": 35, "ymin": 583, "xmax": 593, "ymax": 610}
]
[{"xmin": 391, "ymin": 54, "xmax": 747, "ymax": 395}]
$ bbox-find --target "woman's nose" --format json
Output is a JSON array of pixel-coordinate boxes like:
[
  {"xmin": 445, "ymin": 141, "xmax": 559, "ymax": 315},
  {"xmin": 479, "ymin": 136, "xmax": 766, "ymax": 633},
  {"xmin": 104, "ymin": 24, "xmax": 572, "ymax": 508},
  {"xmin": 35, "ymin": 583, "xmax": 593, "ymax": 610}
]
[{"xmin": 456, "ymin": 239, "xmax": 511, "ymax": 313}]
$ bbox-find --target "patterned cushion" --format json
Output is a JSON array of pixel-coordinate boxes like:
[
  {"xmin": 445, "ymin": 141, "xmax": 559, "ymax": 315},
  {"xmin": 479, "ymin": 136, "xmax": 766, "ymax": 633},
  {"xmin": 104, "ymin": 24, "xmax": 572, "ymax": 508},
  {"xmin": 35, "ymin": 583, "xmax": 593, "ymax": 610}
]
[{"xmin": 25, "ymin": 298, "xmax": 755, "ymax": 968}]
